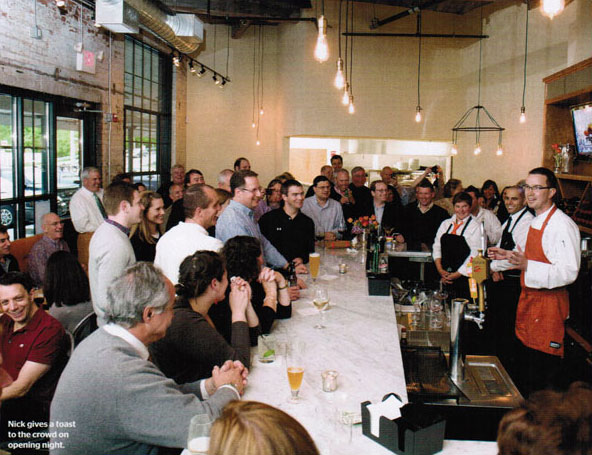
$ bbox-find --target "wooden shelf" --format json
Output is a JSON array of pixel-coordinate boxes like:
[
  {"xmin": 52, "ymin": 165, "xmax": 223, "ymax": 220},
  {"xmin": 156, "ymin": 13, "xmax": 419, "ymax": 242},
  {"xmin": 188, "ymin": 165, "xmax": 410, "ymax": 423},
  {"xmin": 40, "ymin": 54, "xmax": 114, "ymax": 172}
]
[{"xmin": 556, "ymin": 173, "xmax": 592, "ymax": 182}]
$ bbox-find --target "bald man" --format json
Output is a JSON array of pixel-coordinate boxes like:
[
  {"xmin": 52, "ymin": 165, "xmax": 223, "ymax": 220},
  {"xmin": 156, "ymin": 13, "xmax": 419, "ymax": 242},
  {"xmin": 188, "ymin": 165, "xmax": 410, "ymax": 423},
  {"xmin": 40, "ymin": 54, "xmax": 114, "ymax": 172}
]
[{"xmin": 27, "ymin": 213, "xmax": 70, "ymax": 286}]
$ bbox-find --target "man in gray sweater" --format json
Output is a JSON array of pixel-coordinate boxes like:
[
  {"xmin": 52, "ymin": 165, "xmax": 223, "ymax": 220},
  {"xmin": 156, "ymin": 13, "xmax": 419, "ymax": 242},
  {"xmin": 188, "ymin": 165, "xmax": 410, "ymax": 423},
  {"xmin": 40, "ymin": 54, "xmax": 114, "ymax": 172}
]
[{"xmin": 50, "ymin": 262, "xmax": 246, "ymax": 455}]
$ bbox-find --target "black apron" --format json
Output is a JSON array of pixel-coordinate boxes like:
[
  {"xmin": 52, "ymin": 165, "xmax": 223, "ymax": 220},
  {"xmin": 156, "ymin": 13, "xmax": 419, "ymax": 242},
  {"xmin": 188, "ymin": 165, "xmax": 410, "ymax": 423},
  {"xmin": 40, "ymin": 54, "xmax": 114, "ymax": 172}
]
[
  {"xmin": 440, "ymin": 217, "xmax": 473, "ymax": 301},
  {"xmin": 499, "ymin": 208, "xmax": 529, "ymax": 251}
]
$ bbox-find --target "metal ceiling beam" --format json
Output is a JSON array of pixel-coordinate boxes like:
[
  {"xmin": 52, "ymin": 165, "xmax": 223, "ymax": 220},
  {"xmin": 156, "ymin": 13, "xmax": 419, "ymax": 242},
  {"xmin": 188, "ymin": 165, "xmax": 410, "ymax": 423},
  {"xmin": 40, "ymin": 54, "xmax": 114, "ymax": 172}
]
[
  {"xmin": 342, "ymin": 32, "xmax": 488, "ymax": 38},
  {"xmin": 370, "ymin": 0, "xmax": 449, "ymax": 28}
]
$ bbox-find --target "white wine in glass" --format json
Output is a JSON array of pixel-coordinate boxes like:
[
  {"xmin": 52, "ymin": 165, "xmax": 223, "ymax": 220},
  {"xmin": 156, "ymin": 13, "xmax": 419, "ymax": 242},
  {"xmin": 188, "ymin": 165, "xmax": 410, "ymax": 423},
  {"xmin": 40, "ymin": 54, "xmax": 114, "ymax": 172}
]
[{"xmin": 313, "ymin": 287, "xmax": 329, "ymax": 329}]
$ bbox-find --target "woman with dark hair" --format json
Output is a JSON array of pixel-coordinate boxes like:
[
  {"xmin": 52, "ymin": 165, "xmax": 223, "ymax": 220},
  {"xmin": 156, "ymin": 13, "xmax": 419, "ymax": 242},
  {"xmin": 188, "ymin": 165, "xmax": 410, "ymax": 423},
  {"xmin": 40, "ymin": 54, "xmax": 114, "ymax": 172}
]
[
  {"xmin": 45, "ymin": 251, "xmax": 93, "ymax": 333},
  {"xmin": 129, "ymin": 191, "xmax": 164, "ymax": 262},
  {"xmin": 210, "ymin": 236, "xmax": 291, "ymax": 340},
  {"xmin": 254, "ymin": 179, "xmax": 282, "ymax": 222},
  {"xmin": 149, "ymin": 250, "xmax": 257, "ymax": 384},
  {"xmin": 481, "ymin": 179, "xmax": 509, "ymax": 222},
  {"xmin": 435, "ymin": 178, "xmax": 463, "ymax": 215}
]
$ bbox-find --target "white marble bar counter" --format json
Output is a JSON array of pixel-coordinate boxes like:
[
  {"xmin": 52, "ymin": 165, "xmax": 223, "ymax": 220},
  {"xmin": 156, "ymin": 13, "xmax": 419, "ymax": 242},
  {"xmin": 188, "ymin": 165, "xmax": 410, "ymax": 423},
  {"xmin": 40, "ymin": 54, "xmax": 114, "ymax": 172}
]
[{"xmin": 243, "ymin": 248, "xmax": 498, "ymax": 455}]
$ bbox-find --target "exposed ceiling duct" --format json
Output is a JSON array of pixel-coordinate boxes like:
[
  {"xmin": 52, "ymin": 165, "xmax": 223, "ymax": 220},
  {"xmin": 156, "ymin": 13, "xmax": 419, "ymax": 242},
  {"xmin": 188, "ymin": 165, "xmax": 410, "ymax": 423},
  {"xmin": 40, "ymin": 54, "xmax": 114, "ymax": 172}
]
[{"xmin": 96, "ymin": 0, "xmax": 204, "ymax": 54}]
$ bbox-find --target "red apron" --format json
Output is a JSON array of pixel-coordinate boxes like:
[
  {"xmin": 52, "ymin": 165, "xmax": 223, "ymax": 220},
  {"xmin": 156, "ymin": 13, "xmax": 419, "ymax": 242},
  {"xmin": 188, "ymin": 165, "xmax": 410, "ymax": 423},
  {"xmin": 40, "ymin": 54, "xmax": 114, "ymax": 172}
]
[{"xmin": 515, "ymin": 206, "xmax": 569, "ymax": 357}]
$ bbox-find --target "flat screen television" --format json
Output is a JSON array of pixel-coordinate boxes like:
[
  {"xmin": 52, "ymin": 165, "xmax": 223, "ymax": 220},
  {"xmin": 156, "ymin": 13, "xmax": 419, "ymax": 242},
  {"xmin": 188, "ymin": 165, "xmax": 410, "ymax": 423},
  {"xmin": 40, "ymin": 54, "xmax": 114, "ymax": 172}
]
[{"xmin": 572, "ymin": 103, "xmax": 592, "ymax": 159}]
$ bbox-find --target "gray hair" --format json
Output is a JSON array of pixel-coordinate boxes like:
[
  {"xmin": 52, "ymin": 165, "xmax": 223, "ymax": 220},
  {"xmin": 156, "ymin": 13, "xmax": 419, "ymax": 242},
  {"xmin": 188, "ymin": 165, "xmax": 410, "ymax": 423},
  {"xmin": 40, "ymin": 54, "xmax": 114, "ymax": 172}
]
[
  {"xmin": 351, "ymin": 166, "xmax": 365, "ymax": 175},
  {"xmin": 81, "ymin": 166, "xmax": 100, "ymax": 180},
  {"xmin": 217, "ymin": 169, "xmax": 234, "ymax": 185},
  {"xmin": 105, "ymin": 262, "xmax": 170, "ymax": 328},
  {"xmin": 335, "ymin": 169, "xmax": 349, "ymax": 177}
]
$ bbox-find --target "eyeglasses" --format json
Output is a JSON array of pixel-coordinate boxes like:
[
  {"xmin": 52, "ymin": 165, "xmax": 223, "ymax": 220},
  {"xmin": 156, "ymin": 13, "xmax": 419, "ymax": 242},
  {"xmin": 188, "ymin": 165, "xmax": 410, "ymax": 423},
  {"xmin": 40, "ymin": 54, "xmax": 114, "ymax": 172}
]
[
  {"xmin": 374, "ymin": 189, "xmax": 388, "ymax": 193},
  {"xmin": 240, "ymin": 186, "xmax": 264, "ymax": 194},
  {"xmin": 522, "ymin": 185, "xmax": 551, "ymax": 192}
]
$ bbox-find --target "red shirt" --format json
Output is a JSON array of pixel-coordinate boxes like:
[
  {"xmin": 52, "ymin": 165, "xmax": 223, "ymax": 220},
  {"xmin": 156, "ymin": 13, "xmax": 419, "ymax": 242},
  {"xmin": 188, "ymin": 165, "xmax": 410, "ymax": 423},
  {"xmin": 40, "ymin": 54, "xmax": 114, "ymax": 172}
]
[{"xmin": 0, "ymin": 308, "xmax": 67, "ymax": 402}]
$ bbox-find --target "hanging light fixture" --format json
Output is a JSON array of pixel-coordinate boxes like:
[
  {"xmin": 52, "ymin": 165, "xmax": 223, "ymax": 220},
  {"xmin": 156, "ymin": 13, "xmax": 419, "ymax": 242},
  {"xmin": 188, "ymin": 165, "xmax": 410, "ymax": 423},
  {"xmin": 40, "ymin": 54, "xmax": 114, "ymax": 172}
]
[
  {"xmin": 541, "ymin": 0, "xmax": 565, "ymax": 19},
  {"xmin": 341, "ymin": 83, "xmax": 350, "ymax": 105},
  {"xmin": 451, "ymin": 6, "xmax": 504, "ymax": 156},
  {"xmin": 189, "ymin": 60, "xmax": 196, "ymax": 74},
  {"xmin": 450, "ymin": 144, "xmax": 458, "ymax": 156},
  {"xmin": 197, "ymin": 65, "xmax": 206, "ymax": 77},
  {"xmin": 172, "ymin": 53, "xmax": 180, "ymax": 67},
  {"xmin": 314, "ymin": 1, "xmax": 329, "ymax": 63},
  {"xmin": 348, "ymin": 95, "xmax": 355, "ymax": 114},
  {"xmin": 346, "ymin": 0, "xmax": 355, "ymax": 114},
  {"xmin": 414, "ymin": 11, "xmax": 423, "ymax": 123},
  {"xmin": 519, "ymin": 1, "xmax": 529, "ymax": 123},
  {"xmin": 334, "ymin": 1, "xmax": 345, "ymax": 89},
  {"xmin": 496, "ymin": 145, "xmax": 504, "ymax": 156}
]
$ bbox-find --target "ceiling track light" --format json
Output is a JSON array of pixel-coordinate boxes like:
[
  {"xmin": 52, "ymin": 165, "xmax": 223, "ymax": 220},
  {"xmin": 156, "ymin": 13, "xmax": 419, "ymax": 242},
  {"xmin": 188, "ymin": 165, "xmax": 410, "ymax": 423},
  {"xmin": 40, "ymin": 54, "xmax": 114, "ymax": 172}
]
[
  {"xmin": 219, "ymin": 78, "xmax": 227, "ymax": 88},
  {"xmin": 172, "ymin": 53, "xmax": 180, "ymax": 67},
  {"xmin": 198, "ymin": 65, "xmax": 206, "ymax": 77},
  {"xmin": 189, "ymin": 61, "xmax": 196, "ymax": 74}
]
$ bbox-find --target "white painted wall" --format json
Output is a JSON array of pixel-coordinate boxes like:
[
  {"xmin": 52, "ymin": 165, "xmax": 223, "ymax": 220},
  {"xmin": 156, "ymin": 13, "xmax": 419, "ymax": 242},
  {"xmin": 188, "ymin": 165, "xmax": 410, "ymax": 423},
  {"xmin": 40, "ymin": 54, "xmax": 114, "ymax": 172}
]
[{"xmin": 186, "ymin": 0, "xmax": 591, "ymax": 189}]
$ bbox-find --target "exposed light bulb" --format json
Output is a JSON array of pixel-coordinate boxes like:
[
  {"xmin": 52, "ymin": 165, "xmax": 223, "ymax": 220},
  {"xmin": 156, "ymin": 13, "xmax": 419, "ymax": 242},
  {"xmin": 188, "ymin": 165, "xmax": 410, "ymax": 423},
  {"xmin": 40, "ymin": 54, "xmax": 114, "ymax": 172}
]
[
  {"xmin": 256, "ymin": 139, "xmax": 261, "ymax": 146},
  {"xmin": 56, "ymin": 0, "xmax": 66, "ymax": 7},
  {"xmin": 451, "ymin": 145, "xmax": 458, "ymax": 156},
  {"xmin": 259, "ymin": 108, "xmax": 264, "ymax": 115},
  {"xmin": 251, "ymin": 122, "xmax": 256, "ymax": 128},
  {"xmin": 314, "ymin": 16, "xmax": 329, "ymax": 63},
  {"xmin": 348, "ymin": 95, "xmax": 355, "ymax": 114},
  {"xmin": 541, "ymin": 0, "xmax": 565, "ymax": 18},
  {"xmin": 496, "ymin": 145, "xmax": 504, "ymax": 156},
  {"xmin": 334, "ymin": 58, "xmax": 345, "ymax": 89},
  {"xmin": 474, "ymin": 143, "xmax": 481, "ymax": 155},
  {"xmin": 415, "ymin": 106, "xmax": 422, "ymax": 123},
  {"xmin": 341, "ymin": 83, "xmax": 350, "ymax": 106},
  {"xmin": 519, "ymin": 106, "xmax": 526, "ymax": 123}
]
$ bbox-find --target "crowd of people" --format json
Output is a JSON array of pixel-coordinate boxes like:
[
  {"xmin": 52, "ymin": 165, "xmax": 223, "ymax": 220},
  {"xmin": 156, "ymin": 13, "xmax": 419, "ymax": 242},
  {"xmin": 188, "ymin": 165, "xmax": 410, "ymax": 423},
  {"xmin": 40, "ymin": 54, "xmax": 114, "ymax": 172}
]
[{"xmin": 0, "ymin": 155, "xmax": 586, "ymax": 454}]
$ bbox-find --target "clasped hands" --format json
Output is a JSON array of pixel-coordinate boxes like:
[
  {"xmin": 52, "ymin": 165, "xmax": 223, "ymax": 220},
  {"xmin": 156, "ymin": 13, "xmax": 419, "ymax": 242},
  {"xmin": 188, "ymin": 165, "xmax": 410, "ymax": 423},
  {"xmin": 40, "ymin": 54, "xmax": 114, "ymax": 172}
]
[{"xmin": 210, "ymin": 360, "xmax": 249, "ymax": 396}]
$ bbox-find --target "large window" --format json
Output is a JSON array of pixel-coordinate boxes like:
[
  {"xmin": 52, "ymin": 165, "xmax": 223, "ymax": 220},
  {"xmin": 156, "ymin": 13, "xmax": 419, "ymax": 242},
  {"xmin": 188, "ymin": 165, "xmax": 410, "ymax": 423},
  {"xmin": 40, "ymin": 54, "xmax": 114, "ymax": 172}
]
[{"xmin": 124, "ymin": 37, "xmax": 172, "ymax": 190}]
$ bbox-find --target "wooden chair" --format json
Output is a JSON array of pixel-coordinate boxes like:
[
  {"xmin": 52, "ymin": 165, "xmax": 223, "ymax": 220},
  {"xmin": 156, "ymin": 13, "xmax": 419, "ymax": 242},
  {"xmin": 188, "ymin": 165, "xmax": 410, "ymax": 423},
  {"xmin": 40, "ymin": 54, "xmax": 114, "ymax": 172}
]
[{"xmin": 9, "ymin": 233, "xmax": 43, "ymax": 274}]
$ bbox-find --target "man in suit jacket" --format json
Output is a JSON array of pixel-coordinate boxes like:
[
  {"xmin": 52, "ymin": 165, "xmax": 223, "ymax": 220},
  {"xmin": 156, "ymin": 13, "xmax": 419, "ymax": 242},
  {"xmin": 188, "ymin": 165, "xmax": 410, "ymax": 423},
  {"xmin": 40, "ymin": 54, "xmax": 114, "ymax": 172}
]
[
  {"xmin": 0, "ymin": 225, "xmax": 19, "ymax": 277},
  {"xmin": 368, "ymin": 180, "xmax": 403, "ymax": 233}
]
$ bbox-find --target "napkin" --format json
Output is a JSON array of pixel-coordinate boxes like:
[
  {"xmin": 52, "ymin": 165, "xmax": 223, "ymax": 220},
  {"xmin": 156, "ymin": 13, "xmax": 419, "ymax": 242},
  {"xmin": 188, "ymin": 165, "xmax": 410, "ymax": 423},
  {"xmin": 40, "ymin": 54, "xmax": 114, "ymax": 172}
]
[{"xmin": 366, "ymin": 394, "xmax": 402, "ymax": 438}]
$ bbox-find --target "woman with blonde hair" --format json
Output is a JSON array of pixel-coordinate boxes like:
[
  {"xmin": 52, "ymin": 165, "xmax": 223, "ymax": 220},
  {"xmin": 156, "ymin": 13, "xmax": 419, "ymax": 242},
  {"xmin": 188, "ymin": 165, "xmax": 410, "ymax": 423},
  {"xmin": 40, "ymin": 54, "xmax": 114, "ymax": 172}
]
[
  {"xmin": 209, "ymin": 401, "xmax": 319, "ymax": 455},
  {"xmin": 129, "ymin": 190, "xmax": 165, "ymax": 262}
]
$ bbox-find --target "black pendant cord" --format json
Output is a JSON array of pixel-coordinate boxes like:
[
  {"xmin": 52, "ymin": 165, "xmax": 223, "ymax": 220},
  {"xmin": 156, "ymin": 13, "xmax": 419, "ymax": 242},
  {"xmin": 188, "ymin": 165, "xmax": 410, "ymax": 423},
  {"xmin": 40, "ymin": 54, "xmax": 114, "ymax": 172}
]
[
  {"xmin": 349, "ymin": 0, "xmax": 354, "ymax": 95},
  {"xmin": 338, "ymin": 0, "xmax": 342, "ymax": 59},
  {"xmin": 344, "ymin": 0, "xmax": 349, "ymax": 83},
  {"xmin": 417, "ymin": 12, "xmax": 422, "ymax": 108},
  {"xmin": 252, "ymin": 27, "xmax": 256, "ymax": 125},
  {"xmin": 476, "ymin": 6, "xmax": 483, "ymax": 144},
  {"xmin": 521, "ymin": 0, "xmax": 529, "ymax": 110}
]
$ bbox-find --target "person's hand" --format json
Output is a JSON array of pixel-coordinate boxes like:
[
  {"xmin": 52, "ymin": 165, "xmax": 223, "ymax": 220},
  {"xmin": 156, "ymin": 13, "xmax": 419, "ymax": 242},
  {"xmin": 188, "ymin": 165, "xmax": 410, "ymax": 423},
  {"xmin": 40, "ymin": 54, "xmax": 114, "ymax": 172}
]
[
  {"xmin": 223, "ymin": 360, "xmax": 249, "ymax": 386},
  {"xmin": 297, "ymin": 277, "xmax": 307, "ymax": 289},
  {"xmin": 293, "ymin": 257, "xmax": 304, "ymax": 267},
  {"xmin": 508, "ymin": 245, "xmax": 528, "ymax": 271},
  {"xmin": 212, "ymin": 361, "xmax": 246, "ymax": 395},
  {"xmin": 325, "ymin": 232, "xmax": 337, "ymax": 241},
  {"xmin": 288, "ymin": 286, "xmax": 300, "ymax": 301},
  {"xmin": 294, "ymin": 263, "xmax": 308, "ymax": 274},
  {"xmin": 258, "ymin": 267, "xmax": 276, "ymax": 283},
  {"xmin": 488, "ymin": 247, "xmax": 512, "ymax": 261},
  {"xmin": 229, "ymin": 279, "xmax": 249, "ymax": 318},
  {"xmin": 491, "ymin": 271, "xmax": 504, "ymax": 282},
  {"xmin": 340, "ymin": 196, "xmax": 349, "ymax": 205}
]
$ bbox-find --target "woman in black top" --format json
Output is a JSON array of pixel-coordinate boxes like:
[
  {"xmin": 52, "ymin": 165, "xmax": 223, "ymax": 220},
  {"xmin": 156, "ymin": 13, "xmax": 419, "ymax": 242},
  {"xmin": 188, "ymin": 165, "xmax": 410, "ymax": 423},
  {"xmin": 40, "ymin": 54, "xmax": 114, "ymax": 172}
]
[
  {"xmin": 210, "ymin": 236, "xmax": 292, "ymax": 342},
  {"xmin": 129, "ymin": 191, "xmax": 164, "ymax": 262}
]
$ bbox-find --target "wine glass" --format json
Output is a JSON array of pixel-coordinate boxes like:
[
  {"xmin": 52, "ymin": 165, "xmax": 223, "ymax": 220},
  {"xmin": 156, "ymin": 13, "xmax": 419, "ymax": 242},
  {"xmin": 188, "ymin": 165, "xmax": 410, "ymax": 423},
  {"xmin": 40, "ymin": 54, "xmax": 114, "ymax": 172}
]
[
  {"xmin": 313, "ymin": 287, "xmax": 329, "ymax": 329},
  {"xmin": 286, "ymin": 341, "xmax": 306, "ymax": 403},
  {"xmin": 187, "ymin": 414, "xmax": 213, "ymax": 454}
]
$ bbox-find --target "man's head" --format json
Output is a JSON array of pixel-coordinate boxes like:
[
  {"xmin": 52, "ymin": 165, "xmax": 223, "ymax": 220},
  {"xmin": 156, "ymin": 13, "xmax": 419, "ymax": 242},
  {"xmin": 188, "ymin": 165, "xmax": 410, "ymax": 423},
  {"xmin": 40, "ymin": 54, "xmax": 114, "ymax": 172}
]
[
  {"xmin": 81, "ymin": 166, "xmax": 101, "ymax": 193},
  {"xmin": 169, "ymin": 183, "xmax": 184, "ymax": 203},
  {"xmin": 105, "ymin": 262, "xmax": 173, "ymax": 343},
  {"xmin": 41, "ymin": 212, "xmax": 64, "ymax": 241},
  {"xmin": 370, "ymin": 180, "xmax": 388, "ymax": 205},
  {"xmin": 320, "ymin": 165, "xmax": 334, "ymax": 182},
  {"xmin": 524, "ymin": 167, "xmax": 558, "ymax": 214},
  {"xmin": 231, "ymin": 170, "xmax": 262, "ymax": 210},
  {"xmin": 416, "ymin": 179, "xmax": 435, "ymax": 208},
  {"xmin": 281, "ymin": 179, "xmax": 305, "ymax": 212},
  {"xmin": 171, "ymin": 164, "xmax": 186, "ymax": 185},
  {"xmin": 185, "ymin": 169, "xmax": 205, "ymax": 187},
  {"xmin": 335, "ymin": 169, "xmax": 350, "ymax": 193},
  {"xmin": 464, "ymin": 185, "xmax": 481, "ymax": 215},
  {"xmin": 452, "ymin": 192, "xmax": 473, "ymax": 220},
  {"xmin": 103, "ymin": 181, "xmax": 143, "ymax": 226},
  {"xmin": 380, "ymin": 166, "xmax": 394, "ymax": 185},
  {"xmin": 0, "ymin": 225, "xmax": 11, "ymax": 259},
  {"xmin": 503, "ymin": 186, "xmax": 526, "ymax": 215},
  {"xmin": 234, "ymin": 157, "xmax": 251, "ymax": 172},
  {"xmin": 351, "ymin": 166, "xmax": 367, "ymax": 188},
  {"xmin": 312, "ymin": 176, "xmax": 331, "ymax": 203},
  {"xmin": 217, "ymin": 169, "xmax": 234, "ymax": 192},
  {"xmin": 184, "ymin": 184, "xmax": 221, "ymax": 229},
  {"xmin": 0, "ymin": 272, "xmax": 36, "ymax": 328},
  {"xmin": 330, "ymin": 154, "xmax": 343, "ymax": 172}
]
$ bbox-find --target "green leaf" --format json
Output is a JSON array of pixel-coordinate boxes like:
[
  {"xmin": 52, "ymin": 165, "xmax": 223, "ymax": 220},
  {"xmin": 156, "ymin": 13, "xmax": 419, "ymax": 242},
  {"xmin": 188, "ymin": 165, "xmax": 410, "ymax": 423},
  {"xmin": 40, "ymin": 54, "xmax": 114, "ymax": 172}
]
[{"xmin": 263, "ymin": 349, "xmax": 275, "ymax": 358}]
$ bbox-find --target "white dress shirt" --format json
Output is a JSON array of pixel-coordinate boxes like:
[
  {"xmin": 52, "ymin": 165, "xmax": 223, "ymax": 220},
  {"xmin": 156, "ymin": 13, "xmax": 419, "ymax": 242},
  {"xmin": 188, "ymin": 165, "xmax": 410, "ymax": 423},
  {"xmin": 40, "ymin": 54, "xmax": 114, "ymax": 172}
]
[
  {"xmin": 432, "ymin": 215, "xmax": 482, "ymax": 277},
  {"xmin": 491, "ymin": 207, "xmax": 534, "ymax": 272},
  {"xmin": 523, "ymin": 205, "xmax": 581, "ymax": 289},
  {"xmin": 154, "ymin": 222, "xmax": 223, "ymax": 284},
  {"xmin": 70, "ymin": 186, "xmax": 105, "ymax": 233},
  {"xmin": 474, "ymin": 207, "xmax": 502, "ymax": 247}
]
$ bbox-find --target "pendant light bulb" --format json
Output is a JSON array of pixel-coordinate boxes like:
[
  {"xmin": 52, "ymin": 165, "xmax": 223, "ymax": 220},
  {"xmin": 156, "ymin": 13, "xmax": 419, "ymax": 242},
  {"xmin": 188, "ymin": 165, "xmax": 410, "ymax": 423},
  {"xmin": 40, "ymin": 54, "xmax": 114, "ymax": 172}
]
[
  {"xmin": 415, "ymin": 106, "xmax": 422, "ymax": 123},
  {"xmin": 251, "ymin": 122, "xmax": 256, "ymax": 128},
  {"xmin": 341, "ymin": 84, "xmax": 350, "ymax": 106},
  {"xmin": 451, "ymin": 144, "xmax": 458, "ymax": 156},
  {"xmin": 334, "ymin": 58, "xmax": 345, "ymax": 89},
  {"xmin": 474, "ymin": 143, "xmax": 482, "ymax": 155},
  {"xmin": 541, "ymin": 0, "xmax": 565, "ymax": 19},
  {"xmin": 256, "ymin": 139, "xmax": 261, "ymax": 146},
  {"xmin": 348, "ymin": 95, "xmax": 355, "ymax": 115},
  {"xmin": 519, "ymin": 106, "xmax": 526, "ymax": 123},
  {"xmin": 314, "ymin": 16, "xmax": 329, "ymax": 63},
  {"xmin": 496, "ymin": 145, "xmax": 504, "ymax": 156},
  {"xmin": 259, "ymin": 108, "xmax": 264, "ymax": 116}
]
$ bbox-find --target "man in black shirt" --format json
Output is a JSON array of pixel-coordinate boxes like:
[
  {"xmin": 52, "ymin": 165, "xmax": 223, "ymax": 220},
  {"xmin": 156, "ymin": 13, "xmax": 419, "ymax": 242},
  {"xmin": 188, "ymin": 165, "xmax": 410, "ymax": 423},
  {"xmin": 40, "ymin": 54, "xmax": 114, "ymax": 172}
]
[
  {"xmin": 349, "ymin": 166, "xmax": 373, "ymax": 218},
  {"xmin": 259, "ymin": 180, "xmax": 315, "ymax": 266}
]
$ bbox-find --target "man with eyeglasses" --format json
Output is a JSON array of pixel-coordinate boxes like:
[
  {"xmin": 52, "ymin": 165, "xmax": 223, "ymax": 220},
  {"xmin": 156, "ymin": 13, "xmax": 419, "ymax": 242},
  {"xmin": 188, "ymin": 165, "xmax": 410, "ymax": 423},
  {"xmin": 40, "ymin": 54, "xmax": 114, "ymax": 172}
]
[
  {"xmin": 216, "ymin": 170, "xmax": 293, "ymax": 270},
  {"xmin": 492, "ymin": 167, "xmax": 580, "ymax": 394},
  {"xmin": 368, "ymin": 180, "xmax": 403, "ymax": 233},
  {"xmin": 27, "ymin": 212, "xmax": 70, "ymax": 287},
  {"xmin": 302, "ymin": 176, "xmax": 346, "ymax": 241}
]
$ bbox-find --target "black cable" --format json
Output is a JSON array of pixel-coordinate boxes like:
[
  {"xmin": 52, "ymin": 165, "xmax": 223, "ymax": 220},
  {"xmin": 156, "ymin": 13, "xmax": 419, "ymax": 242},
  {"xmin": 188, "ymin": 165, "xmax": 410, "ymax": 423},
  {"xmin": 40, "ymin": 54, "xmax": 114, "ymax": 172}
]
[{"xmin": 521, "ymin": 0, "xmax": 529, "ymax": 109}]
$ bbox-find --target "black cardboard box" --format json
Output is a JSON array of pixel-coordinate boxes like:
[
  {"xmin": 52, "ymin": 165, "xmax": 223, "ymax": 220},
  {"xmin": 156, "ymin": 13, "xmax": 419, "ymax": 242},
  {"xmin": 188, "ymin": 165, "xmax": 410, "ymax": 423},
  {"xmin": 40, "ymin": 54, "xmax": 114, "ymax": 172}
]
[{"xmin": 367, "ymin": 272, "xmax": 390, "ymax": 296}]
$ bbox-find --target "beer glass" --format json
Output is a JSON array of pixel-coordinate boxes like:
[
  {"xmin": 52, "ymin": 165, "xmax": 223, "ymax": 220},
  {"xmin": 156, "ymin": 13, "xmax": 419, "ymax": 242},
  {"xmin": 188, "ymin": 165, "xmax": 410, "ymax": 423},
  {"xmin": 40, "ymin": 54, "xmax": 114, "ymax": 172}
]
[
  {"xmin": 286, "ymin": 341, "xmax": 306, "ymax": 403},
  {"xmin": 309, "ymin": 252, "xmax": 320, "ymax": 282}
]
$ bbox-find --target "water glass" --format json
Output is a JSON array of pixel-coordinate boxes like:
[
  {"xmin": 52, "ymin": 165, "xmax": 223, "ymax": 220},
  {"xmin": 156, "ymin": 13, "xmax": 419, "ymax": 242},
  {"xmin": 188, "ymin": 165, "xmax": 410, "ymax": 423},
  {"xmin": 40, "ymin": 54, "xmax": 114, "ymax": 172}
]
[{"xmin": 187, "ymin": 414, "xmax": 213, "ymax": 454}]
